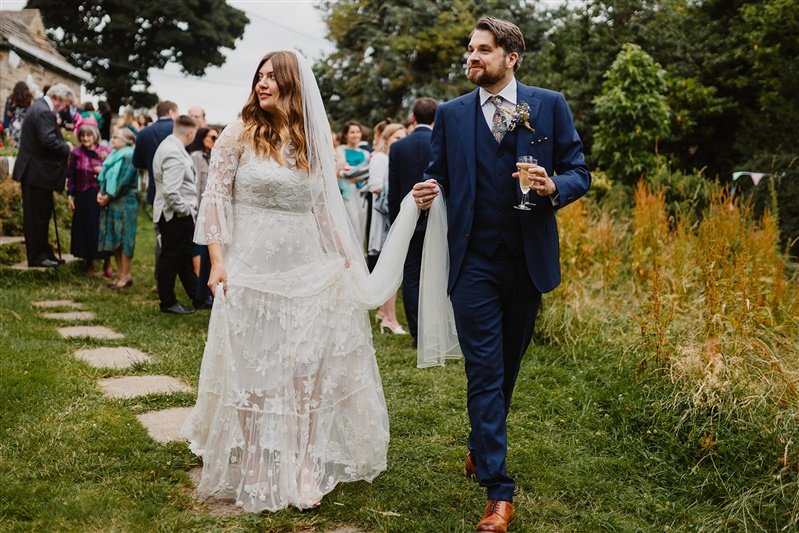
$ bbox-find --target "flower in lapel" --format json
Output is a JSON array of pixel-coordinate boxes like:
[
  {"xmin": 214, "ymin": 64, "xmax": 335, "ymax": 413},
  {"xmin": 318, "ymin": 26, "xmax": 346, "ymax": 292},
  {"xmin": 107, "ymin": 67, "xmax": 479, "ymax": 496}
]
[{"xmin": 502, "ymin": 102, "xmax": 535, "ymax": 134}]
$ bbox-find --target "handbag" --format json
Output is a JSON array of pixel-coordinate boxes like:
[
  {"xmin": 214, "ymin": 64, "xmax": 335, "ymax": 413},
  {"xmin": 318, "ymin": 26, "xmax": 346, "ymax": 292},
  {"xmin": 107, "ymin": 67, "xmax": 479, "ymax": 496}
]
[{"xmin": 374, "ymin": 189, "xmax": 389, "ymax": 217}]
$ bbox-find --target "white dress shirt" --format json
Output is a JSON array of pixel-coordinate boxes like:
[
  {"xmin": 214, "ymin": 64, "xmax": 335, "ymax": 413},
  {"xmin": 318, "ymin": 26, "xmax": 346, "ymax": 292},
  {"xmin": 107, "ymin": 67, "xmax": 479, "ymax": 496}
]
[{"xmin": 479, "ymin": 78, "xmax": 518, "ymax": 129}]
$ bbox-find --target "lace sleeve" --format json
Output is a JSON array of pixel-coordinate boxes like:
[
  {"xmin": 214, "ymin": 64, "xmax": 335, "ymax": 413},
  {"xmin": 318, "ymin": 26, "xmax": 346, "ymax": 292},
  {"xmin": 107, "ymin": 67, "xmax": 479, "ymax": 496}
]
[{"xmin": 194, "ymin": 120, "xmax": 244, "ymax": 245}]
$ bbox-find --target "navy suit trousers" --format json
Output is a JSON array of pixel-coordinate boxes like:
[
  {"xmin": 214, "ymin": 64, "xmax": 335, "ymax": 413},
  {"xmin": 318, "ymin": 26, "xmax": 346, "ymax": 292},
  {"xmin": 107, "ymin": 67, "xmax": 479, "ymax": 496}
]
[{"xmin": 450, "ymin": 245, "xmax": 541, "ymax": 501}]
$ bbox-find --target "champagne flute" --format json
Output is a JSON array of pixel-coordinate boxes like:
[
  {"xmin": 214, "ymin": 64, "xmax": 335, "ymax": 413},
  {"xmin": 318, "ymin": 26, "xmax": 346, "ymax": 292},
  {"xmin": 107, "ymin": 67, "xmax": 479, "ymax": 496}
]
[{"xmin": 514, "ymin": 155, "xmax": 537, "ymax": 210}]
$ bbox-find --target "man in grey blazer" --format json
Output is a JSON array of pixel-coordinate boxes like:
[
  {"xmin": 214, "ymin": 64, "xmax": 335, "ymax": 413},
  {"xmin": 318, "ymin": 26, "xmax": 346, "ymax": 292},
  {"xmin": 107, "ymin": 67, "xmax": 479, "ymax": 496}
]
[{"xmin": 152, "ymin": 115, "xmax": 198, "ymax": 314}]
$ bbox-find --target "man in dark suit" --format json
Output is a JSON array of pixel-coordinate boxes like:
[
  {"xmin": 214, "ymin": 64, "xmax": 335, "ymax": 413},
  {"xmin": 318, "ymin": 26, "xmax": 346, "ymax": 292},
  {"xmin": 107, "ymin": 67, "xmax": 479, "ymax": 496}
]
[
  {"xmin": 12, "ymin": 84, "xmax": 75, "ymax": 267},
  {"xmin": 388, "ymin": 97, "xmax": 438, "ymax": 345},
  {"xmin": 132, "ymin": 100, "xmax": 178, "ymax": 205},
  {"xmin": 132, "ymin": 100, "xmax": 178, "ymax": 281},
  {"xmin": 413, "ymin": 17, "xmax": 591, "ymax": 532}
]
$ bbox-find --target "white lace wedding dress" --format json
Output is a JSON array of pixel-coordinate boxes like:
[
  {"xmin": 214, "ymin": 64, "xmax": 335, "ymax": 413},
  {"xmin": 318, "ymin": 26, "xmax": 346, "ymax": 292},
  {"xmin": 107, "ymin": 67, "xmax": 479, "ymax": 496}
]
[{"xmin": 181, "ymin": 119, "xmax": 389, "ymax": 512}]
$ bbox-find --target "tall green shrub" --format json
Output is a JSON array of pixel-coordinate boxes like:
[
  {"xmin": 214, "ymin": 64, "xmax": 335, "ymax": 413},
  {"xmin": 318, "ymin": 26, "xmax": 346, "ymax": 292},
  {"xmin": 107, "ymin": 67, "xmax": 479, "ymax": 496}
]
[{"xmin": 592, "ymin": 43, "xmax": 671, "ymax": 186}]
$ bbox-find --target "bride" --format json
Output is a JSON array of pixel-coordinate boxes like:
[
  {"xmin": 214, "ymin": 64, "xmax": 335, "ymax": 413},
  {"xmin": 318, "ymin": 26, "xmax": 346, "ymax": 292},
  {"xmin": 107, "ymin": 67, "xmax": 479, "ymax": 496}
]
[
  {"xmin": 181, "ymin": 49, "xmax": 459, "ymax": 512},
  {"xmin": 181, "ymin": 48, "xmax": 458, "ymax": 513}
]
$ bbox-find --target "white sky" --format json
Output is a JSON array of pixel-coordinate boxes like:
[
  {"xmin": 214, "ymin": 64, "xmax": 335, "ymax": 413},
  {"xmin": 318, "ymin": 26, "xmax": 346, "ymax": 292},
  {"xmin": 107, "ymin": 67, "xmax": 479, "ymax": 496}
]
[{"xmin": 1, "ymin": 0, "xmax": 334, "ymax": 124}]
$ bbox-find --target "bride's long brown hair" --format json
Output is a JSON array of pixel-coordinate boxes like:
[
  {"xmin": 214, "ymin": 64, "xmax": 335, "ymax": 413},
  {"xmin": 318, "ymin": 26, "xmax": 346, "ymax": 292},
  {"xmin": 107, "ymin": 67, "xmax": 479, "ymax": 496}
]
[{"xmin": 239, "ymin": 51, "xmax": 309, "ymax": 171}]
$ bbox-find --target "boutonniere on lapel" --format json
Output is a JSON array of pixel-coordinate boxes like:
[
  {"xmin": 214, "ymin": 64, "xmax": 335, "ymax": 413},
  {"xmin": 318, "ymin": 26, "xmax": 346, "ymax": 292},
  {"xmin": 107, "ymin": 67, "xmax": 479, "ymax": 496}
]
[{"xmin": 502, "ymin": 102, "xmax": 535, "ymax": 134}]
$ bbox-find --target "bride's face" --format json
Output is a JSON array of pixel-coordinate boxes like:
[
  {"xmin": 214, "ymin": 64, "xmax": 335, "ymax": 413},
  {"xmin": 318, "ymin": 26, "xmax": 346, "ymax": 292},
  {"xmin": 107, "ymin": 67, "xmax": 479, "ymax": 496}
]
[{"xmin": 255, "ymin": 60, "xmax": 280, "ymax": 112}]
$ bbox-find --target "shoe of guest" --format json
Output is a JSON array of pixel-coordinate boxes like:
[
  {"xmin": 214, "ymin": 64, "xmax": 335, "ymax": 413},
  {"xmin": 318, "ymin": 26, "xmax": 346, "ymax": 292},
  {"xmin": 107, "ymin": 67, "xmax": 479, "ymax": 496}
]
[
  {"xmin": 476, "ymin": 500, "xmax": 515, "ymax": 533},
  {"xmin": 30, "ymin": 258, "xmax": 61, "ymax": 268},
  {"xmin": 379, "ymin": 321, "xmax": 408, "ymax": 335},
  {"xmin": 193, "ymin": 299, "xmax": 213, "ymax": 310},
  {"xmin": 160, "ymin": 303, "xmax": 195, "ymax": 315},
  {"xmin": 103, "ymin": 268, "xmax": 114, "ymax": 278},
  {"xmin": 108, "ymin": 278, "xmax": 133, "ymax": 289},
  {"xmin": 48, "ymin": 256, "xmax": 66, "ymax": 265}
]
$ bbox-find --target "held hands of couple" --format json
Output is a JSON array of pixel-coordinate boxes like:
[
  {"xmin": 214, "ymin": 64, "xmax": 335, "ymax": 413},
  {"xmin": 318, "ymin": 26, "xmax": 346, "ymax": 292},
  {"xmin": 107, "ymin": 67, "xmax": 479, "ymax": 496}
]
[{"xmin": 514, "ymin": 162, "xmax": 557, "ymax": 197}]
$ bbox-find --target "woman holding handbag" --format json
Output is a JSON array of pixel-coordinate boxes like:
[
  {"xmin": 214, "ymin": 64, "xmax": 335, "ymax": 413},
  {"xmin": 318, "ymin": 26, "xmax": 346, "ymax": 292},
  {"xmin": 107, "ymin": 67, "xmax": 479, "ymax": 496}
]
[{"xmin": 97, "ymin": 128, "xmax": 139, "ymax": 289}]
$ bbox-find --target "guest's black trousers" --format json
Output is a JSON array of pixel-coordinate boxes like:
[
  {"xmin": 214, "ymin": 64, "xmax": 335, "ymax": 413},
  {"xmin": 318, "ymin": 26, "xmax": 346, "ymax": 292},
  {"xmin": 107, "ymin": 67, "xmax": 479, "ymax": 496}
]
[
  {"xmin": 21, "ymin": 183, "xmax": 55, "ymax": 265},
  {"xmin": 157, "ymin": 214, "xmax": 197, "ymax": 309}
]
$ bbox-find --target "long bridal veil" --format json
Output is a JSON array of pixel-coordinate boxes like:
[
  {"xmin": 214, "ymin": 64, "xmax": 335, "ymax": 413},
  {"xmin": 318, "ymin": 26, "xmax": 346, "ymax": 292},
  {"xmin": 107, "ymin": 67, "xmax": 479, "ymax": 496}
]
[{"xmin": 294, "ymin": 50, "xmax": 460, "ymax": 368}]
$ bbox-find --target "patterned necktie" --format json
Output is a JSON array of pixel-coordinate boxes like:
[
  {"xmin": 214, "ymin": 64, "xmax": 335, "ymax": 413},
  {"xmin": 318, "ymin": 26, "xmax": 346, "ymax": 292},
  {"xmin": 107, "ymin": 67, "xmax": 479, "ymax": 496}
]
[{"xmin": 490, "ymin": 95, "xmax": 507, "ymax": 142}]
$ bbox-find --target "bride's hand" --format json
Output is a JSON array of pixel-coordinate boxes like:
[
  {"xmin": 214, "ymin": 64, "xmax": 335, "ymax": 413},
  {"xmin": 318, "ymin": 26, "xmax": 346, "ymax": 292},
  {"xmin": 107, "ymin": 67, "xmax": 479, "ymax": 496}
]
[{"xmin": 208, "ymin": 263, "xmax": 228, "ymax": 296}]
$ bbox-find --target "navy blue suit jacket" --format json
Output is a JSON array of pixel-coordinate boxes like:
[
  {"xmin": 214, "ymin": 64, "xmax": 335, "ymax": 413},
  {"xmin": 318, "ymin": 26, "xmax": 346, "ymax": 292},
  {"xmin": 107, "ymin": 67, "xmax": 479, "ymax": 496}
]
[
  {"xmin": 423, "ymin": 82, "xmax": 591, "ymax": 294},
  {"xmin": 388, "ymin": 125, "xmax": 433, "ymax": 229},
  {"xmin": 132, "ymin": 118, "xmax": 174, "ymax": 204}
]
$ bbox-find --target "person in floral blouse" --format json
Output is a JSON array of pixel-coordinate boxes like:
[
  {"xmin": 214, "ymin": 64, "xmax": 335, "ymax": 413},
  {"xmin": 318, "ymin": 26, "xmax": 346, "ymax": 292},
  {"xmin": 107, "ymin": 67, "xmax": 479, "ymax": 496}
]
[{"xmin": 66, "ymin": 118, "xmax": 110, "ymax": 274}]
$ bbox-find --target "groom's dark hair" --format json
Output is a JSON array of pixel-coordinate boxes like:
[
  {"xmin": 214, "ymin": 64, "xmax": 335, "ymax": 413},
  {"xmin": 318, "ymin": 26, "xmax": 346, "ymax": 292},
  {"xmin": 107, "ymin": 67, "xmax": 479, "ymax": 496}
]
[{"xmin": 472, "ymin": 16, "xmax": 525, "ymax": 72}]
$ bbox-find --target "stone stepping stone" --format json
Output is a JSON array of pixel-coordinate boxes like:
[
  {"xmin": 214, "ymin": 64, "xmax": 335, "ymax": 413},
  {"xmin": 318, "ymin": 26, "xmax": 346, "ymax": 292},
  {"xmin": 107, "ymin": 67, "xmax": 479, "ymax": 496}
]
[
  {"xmin": 0, "ymin": 236, "xmax": 24, "ymax": 245},
  {"xmin": 74, "ymin": 347, "xmax": 153, "ymax": 369},
  {"xmin": 42, "ymin": 311, "xmax": 96, "ymax": 321},
  {"xmin": 33, "ymin": 300, "xmax": 83, "ymax": 309},
  {"xmin": 58, "ymin": 326, "xmax": 123, "ymax": 340},
  {"xmin": 136, "ymin": 406, "xmax": 193, "ymax": 443},
  {"xmin": 97, "ymin": 375, "xmax": 192, "ymax": 399},
  {"xmin": 11, "ymin": 253, "xmax": 78, "ymax": 270}
]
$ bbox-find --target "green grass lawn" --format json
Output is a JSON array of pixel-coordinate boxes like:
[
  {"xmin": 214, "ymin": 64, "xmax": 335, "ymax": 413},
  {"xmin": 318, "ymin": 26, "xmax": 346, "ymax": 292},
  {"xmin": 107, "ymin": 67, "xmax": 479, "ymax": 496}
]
[{"xmin": 0, "ymin": 208, "xmax": 793, "ymax": 532}]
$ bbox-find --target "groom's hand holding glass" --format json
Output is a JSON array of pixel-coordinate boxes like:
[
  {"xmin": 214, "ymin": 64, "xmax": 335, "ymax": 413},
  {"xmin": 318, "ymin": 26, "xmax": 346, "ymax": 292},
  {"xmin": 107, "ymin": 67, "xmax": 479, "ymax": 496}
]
[{"xmin": 512, "ymin": 160, "xmax": 557, "ymax": 197}]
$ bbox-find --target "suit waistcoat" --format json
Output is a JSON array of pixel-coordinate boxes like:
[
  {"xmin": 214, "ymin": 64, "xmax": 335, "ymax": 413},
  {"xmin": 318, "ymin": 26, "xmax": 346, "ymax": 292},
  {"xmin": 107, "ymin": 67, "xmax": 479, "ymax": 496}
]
[{"xmin": 469, "ymin": 104, "xmax": 522, "ymax": 257}]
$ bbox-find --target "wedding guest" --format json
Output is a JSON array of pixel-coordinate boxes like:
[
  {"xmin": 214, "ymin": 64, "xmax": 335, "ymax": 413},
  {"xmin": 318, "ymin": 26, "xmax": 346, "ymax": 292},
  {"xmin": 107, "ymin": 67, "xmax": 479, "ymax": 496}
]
[
  {"xmin": 73, "ymin": 102, "xmax": 101, "ymax": 135},
  {"xmin": 97, "ymin": 128, "xmax": 139, "ymax": 289},
  {"xmin": 133, "ymin": 101, "xmax": 178, "ymax": 205},
  {"xmin": 389, "ymin": 96, "xmax": 438, "ymax": 345},
  {"xmin": 187, "ymin": 106, "xmax": 208, "ymax": 129},
  {"xmin": 181, "ymin": 50, "xmax": 401, "ymax": 513},
  {"xmin": 133, "ymin": 100, "xmax": 178, "ymax": 284},
  {"xmin": 335, "ymin": 120, "xmax": 370, "ymax": 244},
  {"xmin": 4, "ymin": 81, "xmax": 33, "ymax": 146},
  {"xmin": 97, "ymin": 100, "xmax": 112, "ymax": 142},
  {"xmin": 66, "ymin": 119, "xmax": 110, "ymax": 274},
  {"xmin": 152, "ymin": 115, "xmax": 198, "ymax": 314},
  {"xmin": 413, "ymin": 17, "xmax": 591, "ymax": 532},
  {"xmin": 137, "ymin": 113, "xmax": 153, "ymax": 130},
  {"xmin": 113, "ymin": 108, "xmax": 139, "ymax": 137},
  {"xmin": 12, "ymin": 83, "xmax": 75, "ymax": 267},
  {"xmin": 367, "ymin": 122, "xmax": 407, "ymax": 334},
  {"xmin": 188, "ymin": 126, "xmax": 219, "ymax": 308}
]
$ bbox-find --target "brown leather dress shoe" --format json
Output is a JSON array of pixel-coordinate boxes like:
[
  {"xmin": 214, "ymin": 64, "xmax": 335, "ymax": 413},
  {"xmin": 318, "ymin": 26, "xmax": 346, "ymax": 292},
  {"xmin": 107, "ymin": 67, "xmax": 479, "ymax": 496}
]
[
  {"xmin": 476, "ymin": 500, "xmax": 515, "ymax": 532},
  {"xmin": 465, "ymin": 453, "xmax": 478, "ymax": 481}
]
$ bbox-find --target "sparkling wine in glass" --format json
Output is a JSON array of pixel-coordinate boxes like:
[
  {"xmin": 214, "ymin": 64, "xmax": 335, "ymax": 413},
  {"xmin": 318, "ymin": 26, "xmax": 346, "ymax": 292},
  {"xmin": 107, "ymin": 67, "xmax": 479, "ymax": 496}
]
[{"xmin": 514, "ymin": 155, "xmax": 537, "ymax": 210}]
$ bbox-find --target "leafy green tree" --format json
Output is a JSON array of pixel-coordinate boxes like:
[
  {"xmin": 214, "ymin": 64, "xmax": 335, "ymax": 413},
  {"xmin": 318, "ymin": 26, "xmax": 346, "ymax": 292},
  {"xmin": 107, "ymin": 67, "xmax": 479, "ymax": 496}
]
[
  {"xmin": 314, "ymin": 0, "xmax": 549, "ymax": 127},
  {"xmin": 592, "ymin": 43, "xmax": 671, "ymax": 186},
  {"xmin": 27, "ymin": 0, "xmax": 248, "ymax": 108}
]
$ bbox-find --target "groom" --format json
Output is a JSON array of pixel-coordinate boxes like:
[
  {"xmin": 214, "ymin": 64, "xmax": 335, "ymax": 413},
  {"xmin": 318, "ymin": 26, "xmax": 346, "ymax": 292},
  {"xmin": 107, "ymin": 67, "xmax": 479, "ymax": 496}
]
[{"xmin": 413, "ymin": 16, "xmax": 591, "ymax": 532}]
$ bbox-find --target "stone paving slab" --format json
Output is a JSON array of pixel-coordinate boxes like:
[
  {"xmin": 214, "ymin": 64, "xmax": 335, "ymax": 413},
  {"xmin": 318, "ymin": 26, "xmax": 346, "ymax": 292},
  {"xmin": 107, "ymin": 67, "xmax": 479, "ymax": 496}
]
[
  {"xmin": 42, "ymin": 311, "xmax": 97, "ymax": 321},
  {"xmin": 11, "ymin": 254, "xmax": 78, "ymax": 270},
  {"xmin": 58, "ymin": 326, "xmax": 123, "ymax": 340},
  {"xmin": 97, "ymin": 375, "xmax": 191, "ymax": 399},
  {"xmin": 0, "ymin": 236, "xmax": 24, "ymax": 245},
  {"xmin": 33, "ymin": 299, "xmax": 83, "ymax": 309},
  {"xmin": 136, "ymin": 407, "xmax": 193, "ymax": 443},
  {"xmin": 74, "ymin": 347, "xmax": 153, "ymax": 369}
]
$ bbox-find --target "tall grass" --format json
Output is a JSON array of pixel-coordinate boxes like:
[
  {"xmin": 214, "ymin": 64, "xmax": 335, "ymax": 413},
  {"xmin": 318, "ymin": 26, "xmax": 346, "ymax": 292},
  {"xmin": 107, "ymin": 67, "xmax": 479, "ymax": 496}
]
[{"xmin": 540, "ymin": 176, "xmax": 799, "ymax": 530}]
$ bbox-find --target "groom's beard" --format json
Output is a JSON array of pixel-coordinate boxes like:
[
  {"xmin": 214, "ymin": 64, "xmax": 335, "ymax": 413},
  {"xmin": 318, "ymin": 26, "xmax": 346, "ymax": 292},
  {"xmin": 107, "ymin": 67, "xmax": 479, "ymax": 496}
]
[{"xmin": 466, "ymin": 61, "xmax": 510, "ymax": 87}]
